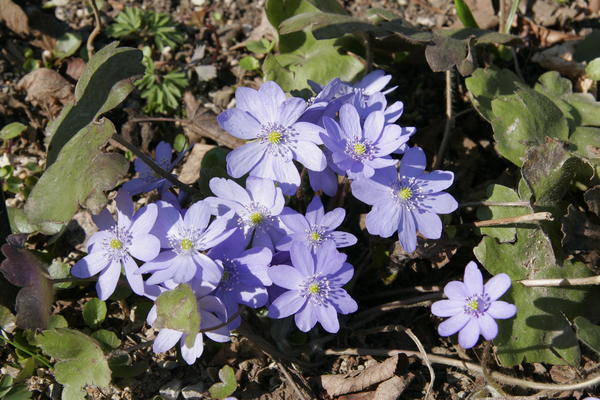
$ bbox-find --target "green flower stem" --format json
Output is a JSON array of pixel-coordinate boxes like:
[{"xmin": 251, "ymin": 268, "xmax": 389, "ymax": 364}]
[
  {"xmin": 111, "ymin": 134, "xmax": 200, "ymax": 196},
  {"xmin": 0, "ymin": 331, "xmax": 52, "ymax": 368}
]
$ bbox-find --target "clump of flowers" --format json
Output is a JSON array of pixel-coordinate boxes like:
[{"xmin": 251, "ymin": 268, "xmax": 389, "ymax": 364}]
[
  {"xmin": 69, "ymin": 72, "xmax": 501, "ymax": 368},
  {"xmin": 431, "ymin": 261, "xmax": 516, "ymax": 349}
]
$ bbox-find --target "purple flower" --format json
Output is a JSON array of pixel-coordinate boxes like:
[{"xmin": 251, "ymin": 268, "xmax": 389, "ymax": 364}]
[
  {"xmin": 351, "ymin": 146, "xmax": 457, "ymax": 253},
  {"xmin": 71, "ymin": 190, "xmax": 160, "ymax": 300},
  {"xmin": 277, "ymin": 195, "xmax": 357, "ymax": 252},
  {"xmin": 268, "ymin": 242, "xmax": 357, "ymax": 333},
  {"xmin": 206, "ymin": 177, "xmax": 287, "ymax": 250},
  {"xmin": 321, "ymin": 104, "xmax": 409, "ymax": 179},
  {"xmin": 147, "ymin": 294, "xmax": 230, "ymax": 365},
  {"xmin": 209, "ymin": 238, "xmax": 273, "ymax": 315},
  {"xmin": 217, "ymin": 81, "xmax": 326, "ymax": 194},
  {"xmin": 136, "ymin": 200, "xmax": 233, "ymax": 285},
  {"xmin": 431, "ymin": 262, "xmax": 516, "ymax": 349},
  {"xmin": 122, "ymin": 141, "xmax": 185, "ymax": 196}
]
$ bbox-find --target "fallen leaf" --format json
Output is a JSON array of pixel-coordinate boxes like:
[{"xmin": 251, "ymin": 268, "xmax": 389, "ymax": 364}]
[
  {"xmin": 374, "ymin": 373, "xmax": 415, "ymax": 400},
  {"xmin": 319, "ymin": 356, "xmax": 398, "ymax": 397},
  {"xmin": 0, "ymin": 0, "xmax": 29, "ymax": 35},
  {"xmin": 16, "ymin": 68, "xmax": 73, "ymax": 112},
  {"xmin": 66, "ymin": 58, "xmax": 86, "ymax": 81},
  {"xmin": 178, "ymin": 143, "xmax": 215, "ymax": 184},
  {"xmin": 0, "ymin": 234, "xmax": 54, "ymax": 329}
]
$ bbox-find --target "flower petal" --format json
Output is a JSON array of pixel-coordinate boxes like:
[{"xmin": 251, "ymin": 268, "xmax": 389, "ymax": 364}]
[
  {"xmin": 308, "ymin": 167, "xmax": 338, "ymax": 197},
  {"xmin": 180, "ymin": 332, "xmax": 204, "ymax": 365},
  {"xmin": 414, "ymin": 210, "xmax": 442, "ymax": 240},
  {"xmin": 305, "ymin": 196, "xmax": 325, "ymax": 225},
  {"xmin": 258, "ymin": 81, "xmax": 286, "ymax": 123},
  {"xmin": 268, "ymin": 265, "xmax": 304, "ymax": 290},
  {"xmin": 420, "ymin": 192, "xmax": 458, "ymax": 214},
  {"xmin": 294, "ymin": 302, "xmax": 318, "ymax": 332},
  {"xmin": 293, "ymin": 122, "xmax": 324, "ymax": 144},
  {"xmin": 399, "ymin": 146, "xmax": 426, "ymax": 177},
  {"xmin": 153, "ymin": 329, "xmax": 182, "ymax": 353},
  {"xmin": 280, "ymin": 207, "xmax": 310, "ymax": 233},
  {"xmin": 458, "ymin": 318, "xmax": 481, "ymax": 349},
  {"xmin": 123, "ymin": 255, "xmax": 144, "ymax": 295},
  {"xmin": 365, "ymin": 201, "xmax": 400, "ymax": 238},
  {"xmin": 184, "ymin": 201, "xmax": 211, "ymax": 230},
  {"xmin": 290, "ymin": 242, "xmax": 315, "ymax": 276},
  {"xmin": 292, "ymin": 141, "xmax": 326, "ymax": 171},
  {"xmin": 316, "ymin": 302, "xmax": 340, "ymax": 333},
  {"xmin": 217, "ymin": 108, "xmax": 261, "ymax": 139},
  {"xmin": 416, "ymin": 170, "xmax": 455, "ymax": 193},
  {"xmin": 331, "ymin": 289, "xmax": 358, "ymax": 314},
  {"xmin": 487, "ymin": 301, "xmax": 517, "ymax": 319},
  {"xmin": 330, "ymin": 231, "xmax": 357, "ymax": 248},
  {"xmin": 478, "ymin": 313, "xmax": 498, "ymax": 341},
  {"xmin": 92, "ymin": 208, "xmax": 115, "ymax": 230},
  {"xmin": 130, "ymin": 203, "xmax": 158, "ymax": 236},
  {"xmin": 278, "ymin": 97, "xmax": 306, "ymax": 127},
  {"xmin": 339, "ymin": 104, "xmax": 362, "ymax": 140},
  {"xmin": 268, "ymin": 290, "xmax": 305, "ymax": 318},
  {"xmin": 431, "ymin": 300, "xmax": 464, "ymax": 317},
  {"xmin": 321, "ymin": 208, "xmax": 345, "ymax": 230},
  {"xmin": 247, "ymin": 177, "xmax": 277, "ymax": 209},
  {"xmin": 171, "ymin": 254, "xmax": 198, "ymax": 283},
  {"xmin": 115, "ymin": 189, "xmax": 134, "ymax": 228},
  {"xmin": 226, "ymin": 141, "xmax": 266, "ymax": 178},
  {"xmin": 271, "ymin": 157, "xmax": 301, "ymax": 189},
  {"xmin": 398, "ymin": 207, "xmax": 417, "ymax": 252},
  {"xmin": 463, "ymin": 261, "xmax": 483, "ymax": 295},
  {"xmin": 363, "ymin": 111, "xmax": 384, "ymax": 142},
  {"xmin": 71, "ymin": 251, "xmax": 110, "ymax": 278},
  {"xmin": 437, "ymin": 312, "xmax": 470, "ymax": 337},
  {"xmin": 444, "ymin": 281, "xmax": 468, "ymax": 301},
  {"xmin": 484, "ymin": 273, "xmax": 512, "ymax": 301},
  {"xmin": 129, "ymin": 234, "xmax": 160, "ymax": 262},
  {"xmin": 96, "ymin": 260, "xmax": 121, "ymax": 300}
]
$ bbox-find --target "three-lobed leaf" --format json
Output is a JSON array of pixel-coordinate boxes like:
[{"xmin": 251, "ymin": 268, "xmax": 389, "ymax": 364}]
[
  {"xmin": 476, "ymin": 184, "xmax": 531, "ymax": 243},
  {"xmin": 208, "ymin": 365, "xmax": 237, "ymax": 399},
  {"xmin": 154, "ymin": 284, "xmax": 200, "ymax": 348},
  {"xmin": 37, "ymin": 328, "xmax": 111, "ymax": 400}
]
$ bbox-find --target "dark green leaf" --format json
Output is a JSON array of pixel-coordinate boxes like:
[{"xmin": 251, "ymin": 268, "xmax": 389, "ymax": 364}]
[
  {"xmin": 465, "ymin": 67, "xmax": 520, "ymax": 121},
  {"xmin": 490, "ymin": 85, "xmax": 569, "ymax": 166},
  {"xmin": 25, "ymin": 119, "xmax": 129, "ymax": 229},
  {"xmin": 46, "ymin": 43, "xmax": 144, "ymax": 166},
  {"xmin": 279, "ymin": 11, "xmax": 379, "ymax": 39},
  {"xmin": 196, "ymin": 147, "xmax": 232, "ymax": 198},
  {"xmin": 48, "ymin": 260, "xmax": 74, "ymax": 290},
  {"xmin": 3, "ymin": 383, "xmax": 32, "ymax": 400},
  {"xmin": 37, "ymin": 328, "xmax": 111, "ymax": 400},
  {"xmin": 522, "ymin": 139, "xmax": 592, "ymax": 207},
  {"xmin": 574, "ymin": 30, "xmax": 600, "ymax": 62},
  {"xmin": 91, "ymin": 329, "xmax": 121, "ymax": 351},
  {"xmin": 48, "ymin": 315, "xmax": 68, "ymax": 329},
  {"xmin": 476, "ymin": 184, "xmax": 531, "ymax": 242},
  {"xmin": 0, "ymin": 122, "xmax": 27, "ymax": 141},
  {"xmin": 82, "ymin": 298, "xmax": 107, "ymax": 329},
  {"xmin": 569, "ymin": 127, "xmax": 600, "ymax": 165},
  {"xmin": 0, "ymin": 238, "xmax": 53, "ymax": 330},
  {"xmin": 574, "ymin": 316, "xmax": 600, "ymax": 355},
  {"xmin": 154, "ymin": 284, "xmax": 200, "ymax": 348},
  {"xmin": 108, "ymin": 352, "xmax": 148, "ymax": 378},
  {"xmin": 208, "ymin": 365, "xmax": 237, "ymax": 399}
]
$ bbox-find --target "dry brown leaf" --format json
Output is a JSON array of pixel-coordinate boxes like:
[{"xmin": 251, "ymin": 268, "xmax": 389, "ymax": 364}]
[
  {"xmin": 319, "ymin": 356, "xmax": 398, "ymax": 397},
  {"xmin": 17, "ymin": 68, "xmax": 73, "ymax": 108},
  {"xmin": 0, "ymin": 0, "xmax": 29, "ymax": 35},
  {"xmin": 531, "ymin": 41, "xmax": 586, "ymax": 79},
  {"xmin": 178, "ymin": 143, "xmax": 215, "ymax": 184},
  {"xmin": 374, "ymin": 374, "xmax": 415, "ymax": 400},
  {"xmin": 450, "ymin": 0, "xmax": 498, "ymax": 29},
  {"xmin": 182, "ymin": 91, "xmax": 245, "ymax": 149},
  {"xmin": 66, "ymin": 58, "xmax": 87, "ymax": 81}
]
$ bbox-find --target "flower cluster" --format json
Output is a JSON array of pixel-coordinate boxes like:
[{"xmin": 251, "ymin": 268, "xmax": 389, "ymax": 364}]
[{"xmin": 72, "ymin": 72, "xmax": 496, "ymax": 367}]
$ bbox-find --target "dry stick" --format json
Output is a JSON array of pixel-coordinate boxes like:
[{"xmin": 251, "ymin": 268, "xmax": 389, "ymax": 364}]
[
  {"xmin": 405, "ymin": 328, "xmax": 434, "ymax": 400},
  {"xmin": 325, "ymin": 348, "xmax": 600, "ymax": 391},
  {"xmin": 111, "ymin": 134, "xmax": 200, "ymax": 196},
  {"xmin": 459, "ymin": 201, "xmax": 531, "ymax": 208},
  {"xmin": 275, "ymin": 362, "xmax": 310, "ymax": 400},
  {"xmin": 519, "ymin": 275, "xmax": 600, "ymax": 287},
  {"xmin": 433, "ymin": 70, "xmax": 454, "ymax": 170},
  {"xmin": 462, "ymin": 212, "xmax": 553, "ymax": 228},
  {"xmin": 352, "ymin": 292, "xmax": 443, "ymax": 328},
  {"xmin": 87, "ymin": 0, "xmax": 102, "ymax": 57}
]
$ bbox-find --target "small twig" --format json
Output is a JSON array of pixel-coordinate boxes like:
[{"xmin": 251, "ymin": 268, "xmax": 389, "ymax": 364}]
[
  {"xmin": 325, "ymin": 348, "xmax": 600, "ymax": 391},
  {"xmin": 111, "ymin": 134, "xmax": 200, "ymax": 196},
  {"xmin": 433, "ymin": 70, "xmax": 454, "ymax": 169},
  {"xmin": 405, "ymin": 328, "xmax": 434, "ymax": 400},
  {"xmin": 352, "ymin": 292, "xmax": 443, "ymax": 328},
  {"xmin": 129, "ymin": 117, "xmax": 190, "ymax": 125},
  {"xmin": 460, "ymin": 212, "xmax": 553, "ymax": 228},
  {"xmin": 1, "ymin": 331, "xmax": 52, "ymax": 368},
  {"xmin": 519, "ymin": 275, "xmax": 600, "ymax": 287},
  {"xmin": 87, "ymin": 0, "xmax": 102, "ymax": 58},
  {"xmin": 459, "ymin": 201, "xmax": 530, "ymax": 208},
  {"xmin": 276, "ymin": 362, "xmax": 310, "ymax": 400}
]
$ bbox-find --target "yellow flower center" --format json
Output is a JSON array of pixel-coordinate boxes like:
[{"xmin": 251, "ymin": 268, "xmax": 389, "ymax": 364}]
[
  {"xmin": 353, "ymin": 143, "xmax": 366, "ymax": 155},
  {"xmin": 467, "ymin": 299, "xmax": 479, "ymax": 311},
  {"xmin": 249, "ymin": 212, "xmax": 264, "ymax": 225},
  {"xmin": 399, "ymin": 187, "xmax": 412, "ymax": 200},
  {"xmin": 308, "ymin": 283, "xmax": 320, "ymax": 294},
  {"xmin": 267, "ymin": 131, "xmax": 283, "ymax": 144},
  {"xmin": 109, "ymin": 239, "xmax": 123, "ymax": 250},
  {"xmin": 180, "ymin": 238, "xmax": 193, "ymax": 251},
  {"xmin": 309, "ymin": 232, "xmax": 321, "ymax": 242}
]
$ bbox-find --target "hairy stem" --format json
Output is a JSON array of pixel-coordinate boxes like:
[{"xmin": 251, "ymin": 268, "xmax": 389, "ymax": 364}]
[
  {"xmin": 433, "ymin": 69, "xmax": 454, "ymax": 169},
  {"xmin": 519, "ymin": 275, "xmax": 600, "ymax": 287},
  {"xmin": 111, "ymin": 134, "xmax": 199, "ymax": 196},
  {"xmin": 87, "ymin": 0, "xmax": 102, "ymax": 57},
  {"xmin": 460, "ymin": 212, "xmax": 553, "ymax": 228}
]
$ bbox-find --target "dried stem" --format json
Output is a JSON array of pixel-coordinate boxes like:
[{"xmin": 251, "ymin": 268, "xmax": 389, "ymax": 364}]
[
  {"xmin": 459, "ymin": 201, "xmax": 530, "ymax": 208},
  {"xmin": 352, "ymin": 292, "xmax": 443, "ymax": 328},
  {"xmin": 461, "ymin": 212, "xmax": 553, "ymax": 228},
  {"xmin": 111, "ymin": 134, "xmax": 200, "ymax": 196},
  {"xmin": 405, "ymin": 328, "xmax": 435, "ymax": 400},
  {"xmin": 198, "ymin": 309, "xmax": 242, "ymax": 333},
  {"xmin": 325, "ymin": 348, "xmax": 600, "ymax": 391},
  {"xmin": 519, "ymin": 275, "xmax": 600, "ymax": 287},
  {"xmin": 433, "ymin": 70, "xmax": 454, "ymax": 169},
  {"xmin": 87, "ymin": 0, "xmax": 102, "ymax": 57}
]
